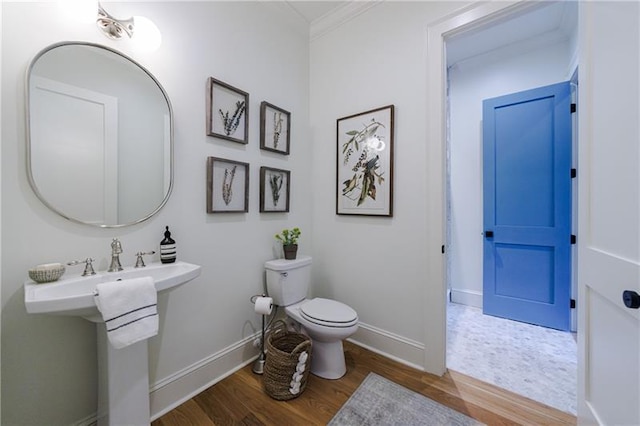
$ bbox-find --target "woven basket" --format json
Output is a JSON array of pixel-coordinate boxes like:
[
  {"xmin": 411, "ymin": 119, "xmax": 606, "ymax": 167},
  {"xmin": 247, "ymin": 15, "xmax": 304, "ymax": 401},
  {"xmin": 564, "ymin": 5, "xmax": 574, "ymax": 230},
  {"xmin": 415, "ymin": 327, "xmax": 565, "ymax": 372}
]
[{"xmin": 263, "ymin": 320, "xmax": 312, "ymax": 400}]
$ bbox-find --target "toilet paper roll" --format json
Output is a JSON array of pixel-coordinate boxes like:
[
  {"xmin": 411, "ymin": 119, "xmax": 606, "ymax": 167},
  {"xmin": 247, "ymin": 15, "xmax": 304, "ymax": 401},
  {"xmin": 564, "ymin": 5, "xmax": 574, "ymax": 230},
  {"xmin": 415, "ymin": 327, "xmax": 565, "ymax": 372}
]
[{"xmin": 254, "ymin": 296, "xmax": 273, "ymax": 315}]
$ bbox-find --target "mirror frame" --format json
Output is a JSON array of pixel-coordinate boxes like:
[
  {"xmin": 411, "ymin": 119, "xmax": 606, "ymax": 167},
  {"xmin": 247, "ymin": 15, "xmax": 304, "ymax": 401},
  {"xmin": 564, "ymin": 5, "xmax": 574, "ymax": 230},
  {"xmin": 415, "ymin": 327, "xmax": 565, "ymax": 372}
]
[{"xmin": 25, "ymin": 41, "xmax": 174, "ymax": 228}]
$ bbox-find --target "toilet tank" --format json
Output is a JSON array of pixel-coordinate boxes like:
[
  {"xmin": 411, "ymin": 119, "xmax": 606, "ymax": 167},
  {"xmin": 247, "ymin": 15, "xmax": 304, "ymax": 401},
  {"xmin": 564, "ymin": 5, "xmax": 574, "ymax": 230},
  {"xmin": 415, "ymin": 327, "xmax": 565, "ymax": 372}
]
[{"xmin": 264, "ymin": 255, "xmax": 312, "ymax": 306}]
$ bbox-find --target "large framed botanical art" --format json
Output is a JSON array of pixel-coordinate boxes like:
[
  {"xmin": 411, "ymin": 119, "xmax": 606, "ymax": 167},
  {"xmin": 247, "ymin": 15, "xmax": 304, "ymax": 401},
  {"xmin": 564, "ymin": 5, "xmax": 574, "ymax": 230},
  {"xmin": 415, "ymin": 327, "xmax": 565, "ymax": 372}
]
[
  {"xmin": 206, "ymin": 157, "xmax": 249, "ymax": 213},
  {"xmin": 260, "ymin": 166, "xmax": 290, "ymax": 213},
  {"xmin": 206, "ymin": 77, "xmax": 249, "ymax": 144},
  {"xmin": 260, "ymin": 101, "xmax": 291, "ymax": 155},
  {"xmin": 336, "ymin": 105, "xmax": 394, "ymax": 216}
]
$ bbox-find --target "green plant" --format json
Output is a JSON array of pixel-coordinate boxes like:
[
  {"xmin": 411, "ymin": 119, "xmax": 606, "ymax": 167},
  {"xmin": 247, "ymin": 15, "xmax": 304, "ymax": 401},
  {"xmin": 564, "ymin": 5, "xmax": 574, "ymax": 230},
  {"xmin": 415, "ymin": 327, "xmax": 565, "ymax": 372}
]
[{"xmin": 275, "ymin": 227, "xmax": 301, "ymax": 246}]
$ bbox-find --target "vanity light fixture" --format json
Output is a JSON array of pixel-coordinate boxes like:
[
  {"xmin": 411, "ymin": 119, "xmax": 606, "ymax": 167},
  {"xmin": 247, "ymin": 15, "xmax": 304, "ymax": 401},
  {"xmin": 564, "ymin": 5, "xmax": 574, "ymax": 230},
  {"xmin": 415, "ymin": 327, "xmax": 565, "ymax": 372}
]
[
  {"xmin": 96, "ymin": 3, "xmax": 134, "ymax": 39},
  {"xmin": 96, "ymin": 2, "xmax": 162, "ymax": 52}
]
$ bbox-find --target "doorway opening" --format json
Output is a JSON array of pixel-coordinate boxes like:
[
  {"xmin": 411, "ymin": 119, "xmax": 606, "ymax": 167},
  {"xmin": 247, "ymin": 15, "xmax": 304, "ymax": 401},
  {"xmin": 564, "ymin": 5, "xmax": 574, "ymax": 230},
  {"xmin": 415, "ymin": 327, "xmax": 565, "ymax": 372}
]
[{"xmin": 443, "ymin": 1, "xmax": 578, "ymax": 415}]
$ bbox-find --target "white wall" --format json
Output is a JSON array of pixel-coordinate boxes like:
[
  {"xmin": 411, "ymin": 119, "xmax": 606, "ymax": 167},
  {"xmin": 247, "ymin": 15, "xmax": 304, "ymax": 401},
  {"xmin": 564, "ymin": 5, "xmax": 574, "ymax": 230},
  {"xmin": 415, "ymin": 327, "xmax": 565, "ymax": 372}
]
[
  {"xmin": 1, "ymin": 2, "xmax": 311, "ymax": 424},
  {"xmin": 310, "ymin": 1, "xmax": 469, "ymax": 367},
  {"xmin": 448, "ymin": 37, "xmax": 576, "ymax": 307}
]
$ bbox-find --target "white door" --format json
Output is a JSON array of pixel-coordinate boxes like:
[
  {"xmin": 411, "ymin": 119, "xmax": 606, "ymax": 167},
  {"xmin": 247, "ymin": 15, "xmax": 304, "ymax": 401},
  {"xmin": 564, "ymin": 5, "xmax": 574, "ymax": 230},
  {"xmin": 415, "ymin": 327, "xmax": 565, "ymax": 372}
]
[
  {"xmin": 578, "ymin": 2, "xmax": 640, "ymax": 424},
  {"xmin": 30, "ymin": 76, "xmax": 118, "ymax": 225}
]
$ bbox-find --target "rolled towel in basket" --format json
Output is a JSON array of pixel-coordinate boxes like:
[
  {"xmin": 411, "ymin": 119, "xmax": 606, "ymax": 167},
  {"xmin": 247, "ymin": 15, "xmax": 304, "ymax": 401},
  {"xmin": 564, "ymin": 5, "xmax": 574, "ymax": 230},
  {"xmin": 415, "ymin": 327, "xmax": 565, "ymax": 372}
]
[{"xmin": 94, "ymin": 277, "xmax": 158, "ymax": 349}]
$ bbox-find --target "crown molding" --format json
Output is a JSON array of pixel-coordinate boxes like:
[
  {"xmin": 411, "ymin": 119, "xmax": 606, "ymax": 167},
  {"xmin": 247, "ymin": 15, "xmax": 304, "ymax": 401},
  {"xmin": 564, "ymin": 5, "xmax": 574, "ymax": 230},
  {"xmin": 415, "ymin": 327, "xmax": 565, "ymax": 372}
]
[{"xmin": 310, "ymin": 0, "xmax": 384, "ymax": 41}]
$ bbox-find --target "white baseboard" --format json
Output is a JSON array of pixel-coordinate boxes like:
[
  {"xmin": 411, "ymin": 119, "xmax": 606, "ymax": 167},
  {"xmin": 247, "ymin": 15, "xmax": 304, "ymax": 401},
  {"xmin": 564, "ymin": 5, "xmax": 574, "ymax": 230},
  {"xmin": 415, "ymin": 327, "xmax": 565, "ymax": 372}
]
[
  {"xmin": 149, "ymin": 322, "xmax": 427, "ymax": 420},
  {"xmin": 149, "ymin": 321, "xmax": 428, "ymax": 420},
  {"xmin": 149, "ymin": 333, "xmax": 260, "ymax": 421},
  {"xmin": 77, "ymin": 322, "xmax": 430, "ymax": 424},
  {"xmin": 450, "ymin": 288, "xmax": 483, "ymax": 308},
  {"xmin": 348, "ymin": 322, "xmax": 425, "ymax": 371}
]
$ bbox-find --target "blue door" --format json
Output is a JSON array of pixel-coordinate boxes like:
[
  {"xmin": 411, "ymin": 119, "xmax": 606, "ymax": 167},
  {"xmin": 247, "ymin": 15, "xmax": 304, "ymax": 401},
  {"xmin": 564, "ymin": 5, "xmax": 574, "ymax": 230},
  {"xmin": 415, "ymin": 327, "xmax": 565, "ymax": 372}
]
[{"xmin": 483, "ymin": 82, "xmax": 572, "ymax": 331}]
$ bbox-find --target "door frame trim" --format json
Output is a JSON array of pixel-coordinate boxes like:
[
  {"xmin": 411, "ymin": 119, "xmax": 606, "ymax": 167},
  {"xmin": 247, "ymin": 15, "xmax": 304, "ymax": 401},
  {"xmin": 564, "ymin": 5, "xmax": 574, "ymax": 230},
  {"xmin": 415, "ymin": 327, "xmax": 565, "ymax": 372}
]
[{"xmin": 424, "ymin": 0, "xmax": 555, "ymax": 375}]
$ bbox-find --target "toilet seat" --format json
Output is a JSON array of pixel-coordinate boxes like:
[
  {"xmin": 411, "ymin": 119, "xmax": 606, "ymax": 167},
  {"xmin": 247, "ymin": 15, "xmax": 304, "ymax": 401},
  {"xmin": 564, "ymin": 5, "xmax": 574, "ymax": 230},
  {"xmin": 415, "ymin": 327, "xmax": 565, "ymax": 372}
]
[{"xmin": 300, "ymin": 298, "xmax": 358, "ymax": 328}]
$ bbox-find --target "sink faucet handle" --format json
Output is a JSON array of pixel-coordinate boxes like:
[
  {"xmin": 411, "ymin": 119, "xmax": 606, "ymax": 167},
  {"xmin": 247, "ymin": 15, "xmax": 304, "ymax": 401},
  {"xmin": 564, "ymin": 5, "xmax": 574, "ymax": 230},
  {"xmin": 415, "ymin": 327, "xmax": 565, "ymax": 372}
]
[
  {"xmin": 67, "ymin": 258, "xmax": 96, "ymax": 276},
  {"xmin": 134, "ymin": 251, "xmax": 156, "ymax": 268},
  {"xmin": 111, "ymin": 238, "xmax": 123, "ymax": 255}
]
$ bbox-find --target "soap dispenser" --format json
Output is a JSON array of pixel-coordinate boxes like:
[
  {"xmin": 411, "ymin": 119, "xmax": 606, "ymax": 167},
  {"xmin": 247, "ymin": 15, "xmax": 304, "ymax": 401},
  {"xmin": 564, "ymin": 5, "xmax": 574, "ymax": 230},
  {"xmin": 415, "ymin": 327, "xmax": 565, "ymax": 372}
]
[{"xmin": 160, "ymin": 226, "xmax": 176, "ymax": 264}]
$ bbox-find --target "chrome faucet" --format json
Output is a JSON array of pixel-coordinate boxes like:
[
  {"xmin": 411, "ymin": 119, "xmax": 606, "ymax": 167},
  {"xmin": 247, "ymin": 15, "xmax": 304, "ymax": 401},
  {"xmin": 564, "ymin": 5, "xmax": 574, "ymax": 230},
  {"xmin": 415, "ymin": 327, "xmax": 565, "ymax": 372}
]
[
  {"xmin": 135, "ymin": 251, "xmax": 156, "ymax": 268},
  {"xmin": 67, "ymin": 258, "xmax": 96, "ymax": 276},
  {"xmin": 108, "ymin": 238, "xmax": 123, "ymax": 272}
]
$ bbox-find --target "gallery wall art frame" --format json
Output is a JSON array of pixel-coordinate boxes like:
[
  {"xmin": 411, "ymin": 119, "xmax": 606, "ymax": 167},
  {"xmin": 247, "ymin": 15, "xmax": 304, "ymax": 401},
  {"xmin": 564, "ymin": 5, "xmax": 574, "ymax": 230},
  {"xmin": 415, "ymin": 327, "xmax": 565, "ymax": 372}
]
[
  {"xmin": 336, "ymin": 104, "xmax": 394, "ymax": 217},
  {"xmin": 260, "ymin": 101, "xmax": 291, "ymax": 155},
  {"xmin": 207, "ymin": 156, "xmax": 249, "ymax": 213},
  {"xmin": 206, "ymin": 77, "xmax": 249, "ymax": 144},
  {"xmin": 260, "ymin": 166, "xmax": 290, "ymax": 213}
]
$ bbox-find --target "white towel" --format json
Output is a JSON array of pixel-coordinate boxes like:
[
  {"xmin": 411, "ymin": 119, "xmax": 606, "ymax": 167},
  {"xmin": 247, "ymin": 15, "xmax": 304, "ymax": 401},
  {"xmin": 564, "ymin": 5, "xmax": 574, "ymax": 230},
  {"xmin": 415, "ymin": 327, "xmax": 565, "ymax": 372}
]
[{"xmin": 94, "ymin": 276, "xmax": 158, "ymax": 349}]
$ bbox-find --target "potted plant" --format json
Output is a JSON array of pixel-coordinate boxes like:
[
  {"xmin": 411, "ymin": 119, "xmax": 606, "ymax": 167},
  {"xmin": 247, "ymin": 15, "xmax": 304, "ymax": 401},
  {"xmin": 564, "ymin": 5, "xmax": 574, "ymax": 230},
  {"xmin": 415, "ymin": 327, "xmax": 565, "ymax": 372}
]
[{"xmin": 275, "ymin": 227, "xmax": 301, "ymax": 260}]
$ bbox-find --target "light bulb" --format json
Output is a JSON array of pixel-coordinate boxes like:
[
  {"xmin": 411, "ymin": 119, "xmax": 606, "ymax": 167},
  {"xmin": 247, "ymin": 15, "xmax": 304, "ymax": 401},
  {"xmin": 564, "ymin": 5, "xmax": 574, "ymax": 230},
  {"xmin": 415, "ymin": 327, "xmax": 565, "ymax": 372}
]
[{"xmin": 132, "ymin": 16, "xmax": 162, "ymax": 53}]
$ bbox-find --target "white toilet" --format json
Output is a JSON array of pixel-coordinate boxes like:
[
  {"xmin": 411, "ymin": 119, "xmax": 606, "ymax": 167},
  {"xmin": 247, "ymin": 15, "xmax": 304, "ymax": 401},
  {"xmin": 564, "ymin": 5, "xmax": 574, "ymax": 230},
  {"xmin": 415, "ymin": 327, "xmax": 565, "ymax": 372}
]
[{"xmin": 265, "ymin": 255, "xmax": 358, "ymax": 379}]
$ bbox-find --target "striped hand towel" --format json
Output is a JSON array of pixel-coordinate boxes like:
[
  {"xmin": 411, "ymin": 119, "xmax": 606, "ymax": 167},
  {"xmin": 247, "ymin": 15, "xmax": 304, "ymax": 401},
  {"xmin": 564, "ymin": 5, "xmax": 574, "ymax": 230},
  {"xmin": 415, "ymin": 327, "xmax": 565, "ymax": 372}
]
[{"xmin": 95, "ymin": 276, "xmax": 158, "ymax": 349}]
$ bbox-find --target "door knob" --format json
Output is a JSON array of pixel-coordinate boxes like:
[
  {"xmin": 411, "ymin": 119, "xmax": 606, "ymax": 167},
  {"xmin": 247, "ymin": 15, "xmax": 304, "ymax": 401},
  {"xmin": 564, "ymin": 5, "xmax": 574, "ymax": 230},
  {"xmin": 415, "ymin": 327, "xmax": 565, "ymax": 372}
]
[
  {"xmin": 485, "ymin": 231, "xmax": 494, "ymax": 238},
  {"xmin": 622, "ymin": 290, "xmax": 640, "ymax": 309}
]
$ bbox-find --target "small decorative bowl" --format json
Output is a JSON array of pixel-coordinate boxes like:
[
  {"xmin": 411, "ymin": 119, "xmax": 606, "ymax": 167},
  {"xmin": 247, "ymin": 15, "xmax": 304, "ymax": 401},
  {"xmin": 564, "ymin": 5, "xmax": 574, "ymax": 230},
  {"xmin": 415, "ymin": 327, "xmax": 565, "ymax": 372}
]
[{"xmin": 28, "ymin": 263, "xmax": 66, "ymax": 284}]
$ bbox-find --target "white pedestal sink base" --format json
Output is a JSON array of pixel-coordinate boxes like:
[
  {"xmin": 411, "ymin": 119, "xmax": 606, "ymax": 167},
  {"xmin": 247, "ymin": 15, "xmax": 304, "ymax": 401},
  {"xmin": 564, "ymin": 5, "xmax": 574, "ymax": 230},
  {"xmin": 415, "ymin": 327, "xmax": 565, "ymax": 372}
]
[
  {"xmin": 97, "ymin": 324, "xmax": 150, "ymax": 426},
  {"xmin": 23, "ymin": 261, "xmax": 202, "ymax": 425}
]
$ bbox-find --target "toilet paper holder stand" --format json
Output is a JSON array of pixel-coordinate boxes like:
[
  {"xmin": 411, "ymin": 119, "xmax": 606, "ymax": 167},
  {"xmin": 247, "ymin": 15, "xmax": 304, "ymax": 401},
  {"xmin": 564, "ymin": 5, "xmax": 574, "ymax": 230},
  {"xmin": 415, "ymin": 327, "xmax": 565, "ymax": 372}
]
[{"xmin": 250, "ymin": 294, "xmax": 270, "ymax": 374}]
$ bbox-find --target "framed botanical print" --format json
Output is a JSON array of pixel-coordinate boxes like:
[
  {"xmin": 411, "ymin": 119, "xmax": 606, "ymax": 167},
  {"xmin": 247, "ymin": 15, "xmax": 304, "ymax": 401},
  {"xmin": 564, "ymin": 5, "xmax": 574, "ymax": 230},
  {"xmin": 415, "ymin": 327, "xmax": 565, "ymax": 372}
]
[
  {"xmin": 206, "ymin": 157, "xmax": 249, "ymax": 213},
  {"xmin": 336, "ymin": 105, "xmax": 394, "ymax": 216},
  {"xmin": 260, "ymin": 166, "xmax": 290, "ymax": 213},
  {"xmin": 260, "ymin": 101, "xmax": 290, "ymax": 155},
  {"xmin": 206, "ymin": 77, "xmax": 249, "ymax": 144}
]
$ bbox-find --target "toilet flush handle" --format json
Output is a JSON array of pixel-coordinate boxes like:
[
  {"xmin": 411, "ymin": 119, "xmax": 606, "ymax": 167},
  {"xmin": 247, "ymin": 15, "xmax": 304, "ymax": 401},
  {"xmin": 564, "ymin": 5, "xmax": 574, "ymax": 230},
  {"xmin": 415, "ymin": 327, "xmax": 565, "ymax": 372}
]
[{"xmin": 281, "ymin": 272, "xmax": 288, "ymax": 277}]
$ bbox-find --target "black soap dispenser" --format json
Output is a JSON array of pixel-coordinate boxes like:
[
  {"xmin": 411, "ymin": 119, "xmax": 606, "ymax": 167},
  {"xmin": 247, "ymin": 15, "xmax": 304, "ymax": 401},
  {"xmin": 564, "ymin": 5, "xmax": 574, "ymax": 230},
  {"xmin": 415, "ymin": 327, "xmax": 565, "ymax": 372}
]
[{"xmin": 160, "ymin": 226, "xmax": 176, "ymax": 264}]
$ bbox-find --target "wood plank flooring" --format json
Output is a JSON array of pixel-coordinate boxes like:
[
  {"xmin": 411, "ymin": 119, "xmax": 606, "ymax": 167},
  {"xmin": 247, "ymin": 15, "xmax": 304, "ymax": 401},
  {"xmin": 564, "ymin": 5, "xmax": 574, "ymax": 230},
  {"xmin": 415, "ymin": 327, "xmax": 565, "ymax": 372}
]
[{"xmin": 152, "ymin": 341, "xmax": 576, "ymax": 425}]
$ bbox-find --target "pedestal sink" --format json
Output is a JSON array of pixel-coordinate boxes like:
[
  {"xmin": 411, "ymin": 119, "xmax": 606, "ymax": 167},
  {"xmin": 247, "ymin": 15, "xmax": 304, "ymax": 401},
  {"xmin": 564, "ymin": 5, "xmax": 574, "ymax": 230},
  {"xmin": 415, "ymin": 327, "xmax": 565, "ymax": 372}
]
[{"xmin": 24, "ymin": 261, "xmax": 201, "ymax": 426}]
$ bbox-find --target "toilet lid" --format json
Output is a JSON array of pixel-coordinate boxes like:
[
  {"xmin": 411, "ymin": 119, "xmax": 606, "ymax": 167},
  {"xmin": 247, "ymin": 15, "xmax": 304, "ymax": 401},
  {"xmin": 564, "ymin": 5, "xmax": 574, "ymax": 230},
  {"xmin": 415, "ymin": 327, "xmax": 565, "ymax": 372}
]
[{"xmin": 300, "ymin": 298, "xmax": 358, "ymax": 327}]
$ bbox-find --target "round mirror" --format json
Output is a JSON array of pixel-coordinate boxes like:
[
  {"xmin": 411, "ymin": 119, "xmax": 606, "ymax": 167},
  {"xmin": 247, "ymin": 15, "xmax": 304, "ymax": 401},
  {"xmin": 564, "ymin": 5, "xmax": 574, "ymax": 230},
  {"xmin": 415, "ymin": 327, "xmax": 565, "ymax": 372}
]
[{"xmin": 26, "ymin": 42, "xmax": 173, "ymax": 227}]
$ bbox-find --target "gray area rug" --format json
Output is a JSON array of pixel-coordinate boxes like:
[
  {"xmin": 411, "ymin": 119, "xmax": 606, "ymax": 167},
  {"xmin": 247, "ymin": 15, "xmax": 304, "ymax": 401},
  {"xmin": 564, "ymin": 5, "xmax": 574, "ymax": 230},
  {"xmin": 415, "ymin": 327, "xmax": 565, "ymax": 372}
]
[{"xmin": 328, "ymin": 373, "xmax": 483, "ymax": 426}]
